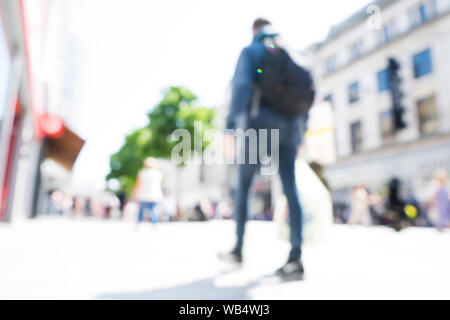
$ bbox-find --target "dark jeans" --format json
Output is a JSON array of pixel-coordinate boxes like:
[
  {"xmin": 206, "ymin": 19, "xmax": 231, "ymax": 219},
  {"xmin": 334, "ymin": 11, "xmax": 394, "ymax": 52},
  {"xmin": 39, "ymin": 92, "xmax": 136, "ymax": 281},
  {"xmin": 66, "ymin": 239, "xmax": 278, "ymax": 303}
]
[{"xmin": 233, "ymin": 122, "xmax": 303, "ymax": 262}]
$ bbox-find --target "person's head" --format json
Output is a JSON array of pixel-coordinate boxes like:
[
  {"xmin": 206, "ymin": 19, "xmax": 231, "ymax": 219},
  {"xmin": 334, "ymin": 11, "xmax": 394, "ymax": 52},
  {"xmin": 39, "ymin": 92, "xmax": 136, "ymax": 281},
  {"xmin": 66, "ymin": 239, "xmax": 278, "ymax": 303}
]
[
  {"xmin": 434, "ymin": 169, "xmax": 448, "ymax": 186},
  {"xmin": 389, "ymin": 178, "xmax": 400, "ymax": 189},
  {"xmin": 252, "ymin": 18, "xmax": 271, "ymax": 36},
  {"xmin": 144, "ymin": 157, "xmax": 159, "ymax": 169}
]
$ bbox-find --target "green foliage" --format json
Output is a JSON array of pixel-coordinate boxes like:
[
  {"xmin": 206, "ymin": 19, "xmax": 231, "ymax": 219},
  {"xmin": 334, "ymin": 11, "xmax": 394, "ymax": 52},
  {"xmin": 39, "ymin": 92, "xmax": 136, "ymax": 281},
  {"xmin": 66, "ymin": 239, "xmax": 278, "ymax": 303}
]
[{"xmin": 106, "ymin": 86, "xmax": 215, "ymax": 195}]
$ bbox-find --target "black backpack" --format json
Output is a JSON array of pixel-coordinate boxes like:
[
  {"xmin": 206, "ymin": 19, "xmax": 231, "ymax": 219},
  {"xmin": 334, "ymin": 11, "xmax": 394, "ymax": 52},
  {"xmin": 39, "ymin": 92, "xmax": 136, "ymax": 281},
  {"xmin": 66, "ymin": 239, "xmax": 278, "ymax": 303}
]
[{"xmin": 255, "ymin": 41, "xmax": 315, "ymax": 116}]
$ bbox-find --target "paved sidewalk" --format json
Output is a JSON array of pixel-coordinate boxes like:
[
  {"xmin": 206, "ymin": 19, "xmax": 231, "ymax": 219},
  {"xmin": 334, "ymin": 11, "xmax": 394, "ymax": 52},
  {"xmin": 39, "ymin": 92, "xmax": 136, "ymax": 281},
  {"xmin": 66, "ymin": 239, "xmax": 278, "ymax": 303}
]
[{"xmin": 0, "ymin": 217, "xmax": 449, "ymax": 299}]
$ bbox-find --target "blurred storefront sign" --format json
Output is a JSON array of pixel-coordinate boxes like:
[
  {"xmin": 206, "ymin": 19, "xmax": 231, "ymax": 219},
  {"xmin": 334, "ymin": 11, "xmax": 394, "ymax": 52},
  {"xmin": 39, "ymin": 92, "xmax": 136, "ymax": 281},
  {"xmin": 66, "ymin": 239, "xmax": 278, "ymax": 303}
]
[{"xmin": 46, "ymin": 125, "xmax": 85, "ymax": 171}]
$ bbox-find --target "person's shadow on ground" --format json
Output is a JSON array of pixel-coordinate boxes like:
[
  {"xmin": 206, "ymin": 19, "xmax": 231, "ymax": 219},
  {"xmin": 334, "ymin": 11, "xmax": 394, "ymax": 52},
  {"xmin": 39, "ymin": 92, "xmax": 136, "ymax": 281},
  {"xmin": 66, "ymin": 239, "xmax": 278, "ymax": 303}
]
[{"xmin": 96, "ymin": 269, "xmax": 282, "ymax": 300}]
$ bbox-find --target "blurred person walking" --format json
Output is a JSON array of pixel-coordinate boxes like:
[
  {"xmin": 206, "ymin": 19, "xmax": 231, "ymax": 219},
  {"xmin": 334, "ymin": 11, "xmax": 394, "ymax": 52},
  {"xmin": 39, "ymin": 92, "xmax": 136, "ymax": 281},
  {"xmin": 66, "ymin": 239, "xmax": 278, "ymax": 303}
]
[
  {"xmin": 403, "ymin": 189, "xmax": 422, "ymax": 226},
  {"xmin": 84, "ymin": 197, "xmax": 92, "ymax": 217},
  {"xmin": 193, "ymin": 201, "xmax": 208, "ymax": 222},
  {"xmin": 132, "ymin": 157, "xmax": 163, "ymax": 224},
  {"xmin": 220, "ymin": 18, "xmax": 314, "ymax": 280},
  {"xmin": 45, "ymin": 190, "xmax": 59, "ymax": 215},
  {"xmin": 117, "ymin": 191, "xmax": 126, "ymax": 218},
  {"xmin": 61, "ymin": 194, "xmax": 74, "ymax": 217},
  {"xmin": 348, "ymin": 185, "xmax": 372, "ymax": 226},
  {"xmin": 368, "ymin": 191, "xmax": 384, "ymax": 225},
  {"xmin": 385, "ymin": 178, "xmax": 407, "ymax": 231},
  {"xmin": 428, "ymin": 170, "xmax": 450, "ymax": 231}
]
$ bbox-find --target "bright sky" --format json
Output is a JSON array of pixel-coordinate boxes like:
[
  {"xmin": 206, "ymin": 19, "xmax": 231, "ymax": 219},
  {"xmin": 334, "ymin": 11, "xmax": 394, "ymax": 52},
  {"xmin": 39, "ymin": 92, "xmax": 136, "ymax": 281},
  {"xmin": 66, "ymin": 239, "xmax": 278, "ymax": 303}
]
[{"xmin": 68, "ymin": 0, "xmax": 371, "ymax": 191}]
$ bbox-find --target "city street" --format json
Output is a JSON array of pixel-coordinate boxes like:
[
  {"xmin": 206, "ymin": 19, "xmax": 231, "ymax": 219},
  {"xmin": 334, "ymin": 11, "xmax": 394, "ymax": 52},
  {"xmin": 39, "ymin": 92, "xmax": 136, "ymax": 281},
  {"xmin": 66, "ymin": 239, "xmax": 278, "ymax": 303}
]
[{"xmin": 0, "ymin": 217, "xmax": 449, "ymax": 300}]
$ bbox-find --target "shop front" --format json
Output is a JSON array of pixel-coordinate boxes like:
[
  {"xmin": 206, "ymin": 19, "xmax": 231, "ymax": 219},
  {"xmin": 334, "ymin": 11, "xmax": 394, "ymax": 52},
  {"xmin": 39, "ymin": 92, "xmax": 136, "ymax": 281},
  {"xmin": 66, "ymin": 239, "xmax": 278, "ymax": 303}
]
[
  {"xmin": 0, "ymin": 0, "xmax": 84, "ymax": 222},
  {"xmin": 325, "ymin": 134, "xmax": 450, "ymax": 206},
  {"xmin": 0, "ymin": 2, "xmax": 23, "ymax": 221}
]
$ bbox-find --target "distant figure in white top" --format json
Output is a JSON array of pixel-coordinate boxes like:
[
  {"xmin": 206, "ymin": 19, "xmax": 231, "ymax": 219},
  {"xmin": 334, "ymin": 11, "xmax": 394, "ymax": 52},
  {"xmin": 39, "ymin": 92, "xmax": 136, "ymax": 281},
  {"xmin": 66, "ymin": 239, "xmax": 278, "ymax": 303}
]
[
  {"xmin": 132, "ymin": 157, "xmax": 163, "ymax": 223},
  {"xmin": 348, "ymin": 184, "xmax": 372, "ymax": 226}
]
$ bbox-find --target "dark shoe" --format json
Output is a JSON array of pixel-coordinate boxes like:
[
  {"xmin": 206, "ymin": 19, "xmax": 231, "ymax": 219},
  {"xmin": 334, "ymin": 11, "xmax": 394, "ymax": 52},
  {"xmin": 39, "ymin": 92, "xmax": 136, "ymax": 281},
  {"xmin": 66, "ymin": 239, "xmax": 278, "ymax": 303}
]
[
  {"xmin": 218, "ymin": 251, "xmax": 242, "ymax": 265},
  {"xmin": 276, "ymin": 260, "xmax": 304, "ymax": 281}
]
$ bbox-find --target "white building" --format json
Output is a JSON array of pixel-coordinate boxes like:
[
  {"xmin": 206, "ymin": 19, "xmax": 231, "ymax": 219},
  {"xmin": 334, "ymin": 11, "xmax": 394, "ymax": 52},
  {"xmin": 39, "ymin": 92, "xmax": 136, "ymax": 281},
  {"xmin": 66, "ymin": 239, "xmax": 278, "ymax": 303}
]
[{"xmin": 308, "ymin": 0, "xmax": 450, "ymax": 204}]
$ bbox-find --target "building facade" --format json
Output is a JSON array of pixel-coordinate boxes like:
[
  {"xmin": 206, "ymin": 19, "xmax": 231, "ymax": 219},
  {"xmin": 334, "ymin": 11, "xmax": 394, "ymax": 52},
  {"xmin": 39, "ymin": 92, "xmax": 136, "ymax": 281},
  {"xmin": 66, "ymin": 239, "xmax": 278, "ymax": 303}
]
[{"xmin": 308, "ymin": 0, "xmax": 450, "ymax": 203}]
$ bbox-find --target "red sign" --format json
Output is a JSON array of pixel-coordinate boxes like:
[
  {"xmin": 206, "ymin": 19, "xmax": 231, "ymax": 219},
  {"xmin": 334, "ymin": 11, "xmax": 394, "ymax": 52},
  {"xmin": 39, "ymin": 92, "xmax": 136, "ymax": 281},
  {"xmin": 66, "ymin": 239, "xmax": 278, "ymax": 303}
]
[{"xmin": 39, "ymin": 113, "xmax": 64, "ymax": 138}]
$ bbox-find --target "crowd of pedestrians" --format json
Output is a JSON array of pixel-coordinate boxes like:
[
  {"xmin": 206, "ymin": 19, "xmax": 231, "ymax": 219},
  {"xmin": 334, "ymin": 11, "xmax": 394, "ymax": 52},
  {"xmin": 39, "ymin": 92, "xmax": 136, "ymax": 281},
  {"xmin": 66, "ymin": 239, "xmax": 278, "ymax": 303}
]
[{"xmin": 335, "ymin": 170, "xmax": 450, "ymax": 231}]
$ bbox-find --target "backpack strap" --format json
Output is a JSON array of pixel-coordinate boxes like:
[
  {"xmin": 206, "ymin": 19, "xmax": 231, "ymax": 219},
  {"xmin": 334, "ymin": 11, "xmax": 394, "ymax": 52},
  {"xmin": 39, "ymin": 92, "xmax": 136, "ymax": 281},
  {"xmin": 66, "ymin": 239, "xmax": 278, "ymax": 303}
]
[{"xmin": 250, "ymin": 84, "xmax": 261, "ymax": 119}]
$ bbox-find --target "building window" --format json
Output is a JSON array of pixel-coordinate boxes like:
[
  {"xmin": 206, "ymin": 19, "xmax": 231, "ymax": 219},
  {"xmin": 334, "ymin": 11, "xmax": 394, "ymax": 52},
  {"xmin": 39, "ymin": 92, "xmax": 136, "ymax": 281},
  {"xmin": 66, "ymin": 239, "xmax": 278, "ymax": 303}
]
[
  {"xmin": 350, "ymin": 40, "xmax": 363, "ymax": 61},
  {"xmin": 413, "ymin": 48, "xmax": 433, "ymax": 78},
  {"xmin": 417, "ymin": 96, "xmax": 439, "ymax": 135},
  {"xmin": 377, "ymin": 68, "xmax": 390, "ymax": 92},
  {"xmin": 324, "ymin": 94, "xmax": 334, "ymax": 107},
  {"xmin": 325, "ymin": 55, "xmax": 337, "ymax": 74},
  {"xmin": 409, "ymin": 0, "xmax": 438, "ymax": 29},
  {"xmin": 380, "ymin": 111, "xmax": 394, "ymax": 142},
  {"xmin": 348, "ymin": 82, "xmax": 359, "ymax": 104},
  {"xmin": 350, "ymin": 121, "xmax": 363, "ymax": 153},
  {"xmin": 378, "ymin": 20, "xmax": 398, "ymax": 45}
]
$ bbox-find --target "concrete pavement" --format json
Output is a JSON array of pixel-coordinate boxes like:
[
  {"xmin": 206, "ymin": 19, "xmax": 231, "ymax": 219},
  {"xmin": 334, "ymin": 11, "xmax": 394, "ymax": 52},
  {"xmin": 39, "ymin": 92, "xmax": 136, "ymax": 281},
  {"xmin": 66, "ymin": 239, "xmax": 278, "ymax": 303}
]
[{"xmin": 0, "ymin": 217, "xmax": 449, "ymax": 299}]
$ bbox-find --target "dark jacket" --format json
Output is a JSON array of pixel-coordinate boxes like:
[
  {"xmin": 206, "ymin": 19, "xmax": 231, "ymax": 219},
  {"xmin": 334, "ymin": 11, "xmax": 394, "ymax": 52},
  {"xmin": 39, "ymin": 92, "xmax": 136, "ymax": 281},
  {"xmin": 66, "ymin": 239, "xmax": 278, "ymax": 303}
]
[{"xmin": 226, "ymin": 31, "xmax": 307, "ymax": 147}]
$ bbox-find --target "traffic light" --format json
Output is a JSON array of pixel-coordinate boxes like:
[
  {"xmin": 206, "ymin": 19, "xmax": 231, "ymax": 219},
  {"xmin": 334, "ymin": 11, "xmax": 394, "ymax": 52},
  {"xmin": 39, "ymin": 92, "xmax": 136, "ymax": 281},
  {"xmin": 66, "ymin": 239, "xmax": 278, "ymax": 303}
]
[
  {"xmin": 393, "ymin": 108, "xmax": 406, "ymax": 130},
  {"xmin": 388, "ymin": 57, "xmax": 407, "ymax": 131}
]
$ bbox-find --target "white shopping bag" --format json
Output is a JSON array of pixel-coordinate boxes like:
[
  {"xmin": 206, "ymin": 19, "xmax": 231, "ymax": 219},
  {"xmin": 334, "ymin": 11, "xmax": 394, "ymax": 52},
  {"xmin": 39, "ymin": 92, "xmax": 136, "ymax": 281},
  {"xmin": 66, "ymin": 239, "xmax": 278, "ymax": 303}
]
[{"xmin": 274, "ymin": 159, "xmax": 333, "ymax": 245}]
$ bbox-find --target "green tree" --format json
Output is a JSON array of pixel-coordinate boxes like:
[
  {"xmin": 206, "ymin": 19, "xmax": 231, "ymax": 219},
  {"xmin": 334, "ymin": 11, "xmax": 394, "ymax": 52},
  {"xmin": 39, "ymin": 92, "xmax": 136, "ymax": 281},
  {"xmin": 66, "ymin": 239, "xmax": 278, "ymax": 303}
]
[{"xmin": 106, "ymin": 86, "xmax": 215, "ymax": 195}]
